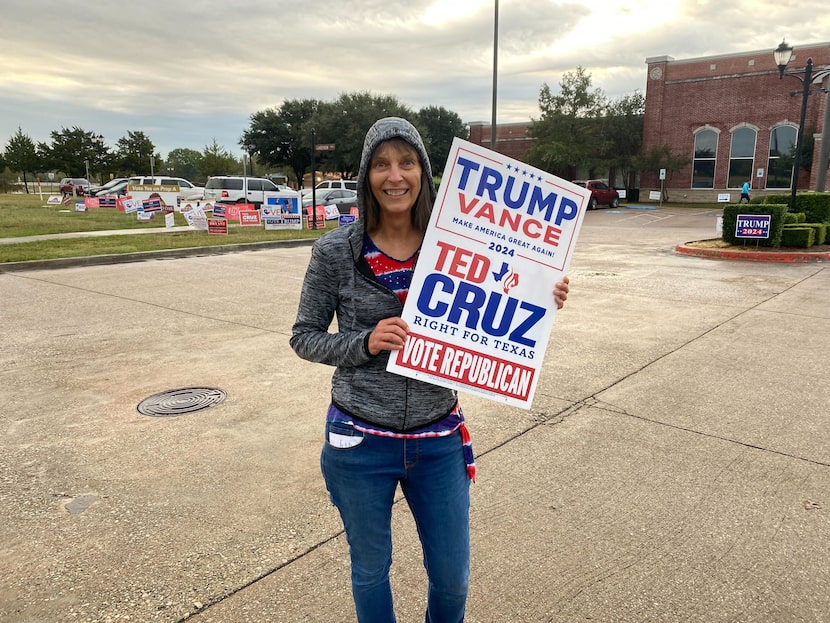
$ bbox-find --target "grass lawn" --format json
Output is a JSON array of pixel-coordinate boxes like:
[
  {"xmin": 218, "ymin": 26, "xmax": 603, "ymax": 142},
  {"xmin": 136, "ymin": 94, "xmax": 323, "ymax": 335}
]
[
  {"xmin": 1, "ymin": 192, "xmax": 724, "ymax": 264},
  {"xmin": 0, "ymin": 192, "xmax": 335, "ymax": 263}
]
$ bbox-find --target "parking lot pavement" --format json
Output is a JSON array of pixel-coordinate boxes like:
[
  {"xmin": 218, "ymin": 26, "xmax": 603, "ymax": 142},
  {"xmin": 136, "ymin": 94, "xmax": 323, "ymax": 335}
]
[{"xmin": 1, "ymin": 207, "xmax": 828, "ymax": 622}]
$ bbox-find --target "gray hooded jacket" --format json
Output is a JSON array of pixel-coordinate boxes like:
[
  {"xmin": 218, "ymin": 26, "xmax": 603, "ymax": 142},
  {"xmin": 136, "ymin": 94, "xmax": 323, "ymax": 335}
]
[{"xmin": 289, "ymin": 118, "xmax": 457, "ymax": 431}]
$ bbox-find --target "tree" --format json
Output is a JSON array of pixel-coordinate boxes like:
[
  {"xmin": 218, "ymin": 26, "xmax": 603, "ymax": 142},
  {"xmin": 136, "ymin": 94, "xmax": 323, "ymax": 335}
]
[
  {"xmin": 416, "ymin": 106, "xmax": 468, "ymax": 176},
  {"xmin": 4, "ymin": 127, "xmax": 40, "ymax": 193},
  {"xmin": 633, "ymin": 144, "xmax": 690, "ymax": 201},
  {"xmin": 200, "ymin": 139, "xmax": 240, "ymax": 178},
  {"xmin": 603, "ymin": 91, "xmax": 646, "ymax": 188},
  {"xmin": 165, "ymin": 148, "xmax": 204, "ymax": 183},
  {"xmin": 526, "ymin": 66, "xmax": 608, "ymax": 179},
  {"xmin": 115, "ymin": 131, "xmax": 157, "ymax": 175},
  {"xmin": 242, "ymin": 99, "xmax": 319, "ymax": 188},
  {"xmin": 242, "ymin": 93, "xmax": 467, "ymax": 187},
  {"xmin": 310, "ymin": 92, "xmax": 413, "ymax": 180},
  {"xmin": 39, "ymin": 126, "xmax": 106, "ymax": 178}
]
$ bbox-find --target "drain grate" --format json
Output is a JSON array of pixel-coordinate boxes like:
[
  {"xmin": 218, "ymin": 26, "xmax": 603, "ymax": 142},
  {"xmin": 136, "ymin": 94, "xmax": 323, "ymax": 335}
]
[{"xmin": 137, "ymin": 387, "xmax": 228, "ymax": 417}]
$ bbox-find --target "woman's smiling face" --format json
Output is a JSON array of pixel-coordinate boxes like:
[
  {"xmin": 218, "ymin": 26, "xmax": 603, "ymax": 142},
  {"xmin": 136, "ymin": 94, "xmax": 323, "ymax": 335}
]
[{"xmin": 368, "ymin": 139, "xmax": 422, "ymax": 218}]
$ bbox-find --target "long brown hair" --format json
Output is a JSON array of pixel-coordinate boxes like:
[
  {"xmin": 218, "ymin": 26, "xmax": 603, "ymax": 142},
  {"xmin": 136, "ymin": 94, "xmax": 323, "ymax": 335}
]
[{"xmin": 361, "ymin": 138, "xmax": 434, "ymax": 233}]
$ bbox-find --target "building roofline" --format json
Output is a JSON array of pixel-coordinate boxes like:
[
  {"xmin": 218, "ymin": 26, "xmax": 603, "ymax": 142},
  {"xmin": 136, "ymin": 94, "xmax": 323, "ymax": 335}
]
[
  {"xmin": 646, "ymin": 41, "xmax": 830, "ymax": 66},
  {"xmin": 467, "ymin": 121, "xmax": 532, "ymax": 128}
]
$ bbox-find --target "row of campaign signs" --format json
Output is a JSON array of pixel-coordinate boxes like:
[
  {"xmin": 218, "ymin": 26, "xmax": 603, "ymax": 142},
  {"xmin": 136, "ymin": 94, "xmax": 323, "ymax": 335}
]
[{"xmin": 49, "ymin": 190, "xmax": 358, "ymax": 231}]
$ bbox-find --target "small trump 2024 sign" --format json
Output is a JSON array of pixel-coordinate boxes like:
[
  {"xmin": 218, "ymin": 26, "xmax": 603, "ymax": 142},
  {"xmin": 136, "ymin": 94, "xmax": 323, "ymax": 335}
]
[{"xmin": 735, "ymin": 214, "xmax": 771, "ymax": 239}]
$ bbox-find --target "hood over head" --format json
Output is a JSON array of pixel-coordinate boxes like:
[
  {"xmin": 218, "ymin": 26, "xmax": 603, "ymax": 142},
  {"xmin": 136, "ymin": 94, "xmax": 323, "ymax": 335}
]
[{"xmin": 356, "ymin": 117, "xmax": 436, "ymax": 214}]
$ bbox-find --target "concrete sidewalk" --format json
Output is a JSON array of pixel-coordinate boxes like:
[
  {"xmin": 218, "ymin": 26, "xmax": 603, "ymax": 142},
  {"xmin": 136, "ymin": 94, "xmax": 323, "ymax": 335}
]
[
  {"xmin": 1, "ymin": 207, "xmax": 828, "ymax": 622},
  {"xmin": 0, "ymin": 226, "xmax": 195, "ymax": 245}
]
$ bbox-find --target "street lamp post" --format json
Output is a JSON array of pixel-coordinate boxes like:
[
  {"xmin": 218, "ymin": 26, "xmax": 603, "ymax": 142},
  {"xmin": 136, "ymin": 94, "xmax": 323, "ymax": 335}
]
[
  {"xmin": 491, "ymin": 0, "xmax": 499, "ymax": 151},
  {"xmin": 310, "ymin": 129, "xmax": 318, "ymax": 230},
  {"xmin": 773, "ymin": 40, "xmax": 830, "ymax": 211},
  {"xmin": 91, "ymin": 134, "xmax": 104, "ymax": 183}
]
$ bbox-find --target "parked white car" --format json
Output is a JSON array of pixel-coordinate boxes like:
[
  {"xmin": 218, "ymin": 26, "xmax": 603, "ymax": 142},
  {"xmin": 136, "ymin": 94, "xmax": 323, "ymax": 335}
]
[
  {"xmin": 204, "ymin": 176, "xmax": 283, "ymax": 208},
  {"xmin": 315, "ymin": 179, "xmax": 357, "ymax": 191}
]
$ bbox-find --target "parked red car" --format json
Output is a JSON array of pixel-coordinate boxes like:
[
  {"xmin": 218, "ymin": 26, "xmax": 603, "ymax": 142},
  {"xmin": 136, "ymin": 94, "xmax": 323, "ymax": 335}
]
[
  {"xmin": 59, "ymin": 177, "xmax": 91, "ymax": 196},
  {"xmin": 573, "ymin": 180, "xmax": 620, "ymax": 209}
]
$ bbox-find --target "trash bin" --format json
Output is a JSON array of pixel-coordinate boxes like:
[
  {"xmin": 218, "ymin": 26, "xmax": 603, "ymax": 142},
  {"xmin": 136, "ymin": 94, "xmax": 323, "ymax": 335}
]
[{"xmin": 628, "ymin": 188, "xmax": 640, "ymax": 202}]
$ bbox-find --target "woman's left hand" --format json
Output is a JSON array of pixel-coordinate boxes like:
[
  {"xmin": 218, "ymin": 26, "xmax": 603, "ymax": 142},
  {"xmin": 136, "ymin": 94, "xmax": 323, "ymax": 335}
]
[{"xmin": 553, "ymin": 275, "xmax": 570, "ymax": 310}]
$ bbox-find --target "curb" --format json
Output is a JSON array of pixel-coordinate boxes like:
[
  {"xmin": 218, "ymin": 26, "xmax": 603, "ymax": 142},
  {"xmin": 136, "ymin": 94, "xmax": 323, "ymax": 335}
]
[
  {"xmin": 0, "ymin": 239, "xmax": 316, "ymax": 273},
  {"xmin": 675, "ymin": 243, "xmax": 830, "ymax": 263}
]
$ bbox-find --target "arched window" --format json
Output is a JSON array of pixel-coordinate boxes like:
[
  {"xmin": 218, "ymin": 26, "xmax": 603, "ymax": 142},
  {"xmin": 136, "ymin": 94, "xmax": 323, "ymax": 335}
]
[
  {"xmin": 767, "ymin": 125, "xmax": 797, "ymax": 189},
  {"xmin": 728, "ymin": 127, "xmax": 757, "ymax": 188},
  {"xmin": 692, "ymin": 128, "xmax": 718, "ymax": 188}
]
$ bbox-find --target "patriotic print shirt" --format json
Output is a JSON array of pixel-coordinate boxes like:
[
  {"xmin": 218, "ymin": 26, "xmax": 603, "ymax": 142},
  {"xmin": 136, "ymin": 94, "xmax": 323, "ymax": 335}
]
[{"xmin": 325, "ymin": 234, "xmax": 476, "ymax": 481}]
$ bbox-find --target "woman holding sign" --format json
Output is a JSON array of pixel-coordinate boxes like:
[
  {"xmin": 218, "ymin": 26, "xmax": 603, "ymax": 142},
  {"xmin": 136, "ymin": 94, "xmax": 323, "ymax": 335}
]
[{"xmin": 291, "ymin": 117, "xmax": 569, "ymax": 622}]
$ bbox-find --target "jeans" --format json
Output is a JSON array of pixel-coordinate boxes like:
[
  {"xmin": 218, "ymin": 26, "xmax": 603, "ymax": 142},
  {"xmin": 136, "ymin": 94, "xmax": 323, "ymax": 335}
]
[{"xmin": 321, "ymin": 421, "xmax": 471, "ymax": 623}]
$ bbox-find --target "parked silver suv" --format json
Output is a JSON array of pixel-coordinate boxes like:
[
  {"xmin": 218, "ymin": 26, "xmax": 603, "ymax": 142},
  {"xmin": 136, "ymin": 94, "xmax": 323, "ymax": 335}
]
[{"xmin": 204, "ymin": 176, "xmax": 282, "ymax": 208}]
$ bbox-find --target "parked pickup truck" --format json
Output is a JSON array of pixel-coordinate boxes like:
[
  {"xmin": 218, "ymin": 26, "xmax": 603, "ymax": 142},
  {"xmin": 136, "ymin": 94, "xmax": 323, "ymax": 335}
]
[{"xmin": 572, "ymin": 180, "xmax": 620, "ymax": 209}]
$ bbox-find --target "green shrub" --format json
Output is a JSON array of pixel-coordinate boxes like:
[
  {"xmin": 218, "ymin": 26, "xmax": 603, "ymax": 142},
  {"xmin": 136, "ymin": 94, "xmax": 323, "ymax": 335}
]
[
  {"xmin": 722, "ymin": 204, "xmax": 788, "ymax": 247},
  {"xmin": 780, "ymin": 227, "xmax": 815, "ymax": 248},
  {"xmin": 784, "ymin": 222, "xmax": 827, "ymax": 245},
  {"xmin": 798, "ymin": 193, "xmax": 830, "ymax": 223},
  {"xmin": 763, "ymin": 193, "xmax": 791, "ymax": 205},
  {"xmin": 783, "ymin": 212, "xmax": 805, "ymax": 224},
  {"xmin": 762, "ymin": 192, "xmax": 830, "ymax": 222}
]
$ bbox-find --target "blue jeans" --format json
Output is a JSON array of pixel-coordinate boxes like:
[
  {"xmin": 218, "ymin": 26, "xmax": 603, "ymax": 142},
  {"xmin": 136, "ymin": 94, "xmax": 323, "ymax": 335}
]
[{"xmin": 321, "ymin": 421, "xmax": 471, "ymax": 623}]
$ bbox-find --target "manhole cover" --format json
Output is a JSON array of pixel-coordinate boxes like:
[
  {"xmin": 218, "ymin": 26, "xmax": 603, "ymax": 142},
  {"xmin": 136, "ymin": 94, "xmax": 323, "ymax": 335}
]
[{"xmin": 137, "ymin": 387, "xmax": 227, "ymax": 417}]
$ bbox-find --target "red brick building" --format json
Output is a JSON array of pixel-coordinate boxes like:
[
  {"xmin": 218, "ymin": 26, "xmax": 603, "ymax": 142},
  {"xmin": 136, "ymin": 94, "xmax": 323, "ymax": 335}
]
[
  {"xmin": 469, "ymin": 42, "xmax": 830, "ymax": 203},
  {"xmin": 642, "ymin": 42, "xmax": 830, "ymax": 202},
  {"xmin": 467, "ymin": 121, "xmax": 534, "ymax": 161}
]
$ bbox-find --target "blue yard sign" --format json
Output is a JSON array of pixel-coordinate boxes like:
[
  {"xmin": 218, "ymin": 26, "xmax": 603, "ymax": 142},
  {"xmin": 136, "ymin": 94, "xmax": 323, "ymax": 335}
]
[{"xmin": 735, "ymin": 214, "xmax": 771, "ymax": 239}]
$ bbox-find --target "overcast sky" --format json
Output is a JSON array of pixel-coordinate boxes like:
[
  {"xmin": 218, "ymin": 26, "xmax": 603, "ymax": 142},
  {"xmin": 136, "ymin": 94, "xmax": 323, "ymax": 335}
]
[{"xmin": 2, "ymin": 0, "xmax": 829, "ymax": 160}]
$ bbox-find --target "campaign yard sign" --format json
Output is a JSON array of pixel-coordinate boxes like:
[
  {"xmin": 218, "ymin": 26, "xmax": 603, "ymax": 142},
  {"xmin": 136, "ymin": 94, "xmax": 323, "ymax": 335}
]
[
  {"xmin": 141, "ymin": 198, "xmax": 163, "ymax": 213},
  {"xmin": 227, "ymin": 203, "xmax": 255, "ymax": 221},
  {"xmin": 262, "ymin": 191, "xmax": 302, "ymax": 229},
  {"xmin": 735, "ymin": 214, "xmax": 771, "ymax": 239},
  {"xmin": 239, "ymin": 210, "xmax": 261, "ymax": 226},
  {"xmin": 97, "ymin": 196, "xmax": 118, "ymax": 209},
  {"xmin": 208, "ymin": 218, "xmax": 228, "ymax": 235},
  {"xmin": 306, "ymin": 206, "xmax": 326, "ymax": 229},
  {"xmin": 387, "ymin": 137, "xmax": 591, "ymax": 409}
]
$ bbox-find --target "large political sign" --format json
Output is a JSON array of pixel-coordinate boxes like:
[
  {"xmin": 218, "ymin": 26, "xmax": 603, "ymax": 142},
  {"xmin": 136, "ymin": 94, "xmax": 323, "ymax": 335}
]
[
  {"xmin": 126, "ymin": 182, "xmax": 182, "ymax": 210},
  {"xmin": 386, "ymin": 138, "xmax": 591, "ymax": 409},
  {"xmin": 262, "ymin": 191, "xmax": 302, "ymax": 229}
]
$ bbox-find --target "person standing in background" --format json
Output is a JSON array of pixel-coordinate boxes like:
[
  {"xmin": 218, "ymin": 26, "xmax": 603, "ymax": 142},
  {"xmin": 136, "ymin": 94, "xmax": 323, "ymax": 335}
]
[{"xmin": 740, "ymin": 180, "xmax": 751, "ymax": 203}]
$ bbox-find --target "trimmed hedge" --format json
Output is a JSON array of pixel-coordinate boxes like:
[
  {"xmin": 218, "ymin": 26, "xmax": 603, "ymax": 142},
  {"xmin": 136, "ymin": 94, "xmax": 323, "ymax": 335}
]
[
  {"xmin": 763, "ymin": 193, "xmax": 792, "ymax": 205},
  {"xmin": 784, "ymin": 222, "xmax": 827, "ymax": 245},
  {"xmin": 783, "ymin": 212, "xmax": 806, "ymax": 224},
  {"xmin": 722, "ymin": 204, "xmax": 788, "ymax": 247},
  {"xmin": 763, "ymin": 192, "xmax": 830, "ymax": 222},
  {"xmin": 780, "ymin": 227, "xmax": 815, "ymax": 248},
  {"xmin": 798, "ymin": 194, "xmax": 830, "ymax": 223}
]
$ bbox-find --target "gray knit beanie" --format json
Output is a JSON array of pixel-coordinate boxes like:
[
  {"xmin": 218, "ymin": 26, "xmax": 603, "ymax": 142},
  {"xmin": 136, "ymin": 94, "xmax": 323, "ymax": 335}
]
[{"xmin": 356, "ymin": 117, "xmax": 436, "ymax": 209}]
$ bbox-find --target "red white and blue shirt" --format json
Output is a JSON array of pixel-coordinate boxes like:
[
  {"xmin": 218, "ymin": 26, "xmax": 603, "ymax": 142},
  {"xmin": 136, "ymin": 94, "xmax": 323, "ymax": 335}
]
[{"xmin": 325, "ymin": 234, "xmax": 476, "ymax": 481}]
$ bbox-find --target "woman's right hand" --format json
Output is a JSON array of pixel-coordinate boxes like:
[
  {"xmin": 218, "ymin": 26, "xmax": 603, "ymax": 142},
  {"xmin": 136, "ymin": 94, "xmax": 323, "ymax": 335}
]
[{"xmin": 367, "ymin": 317, "xmax": 410, "ymax": 355}]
